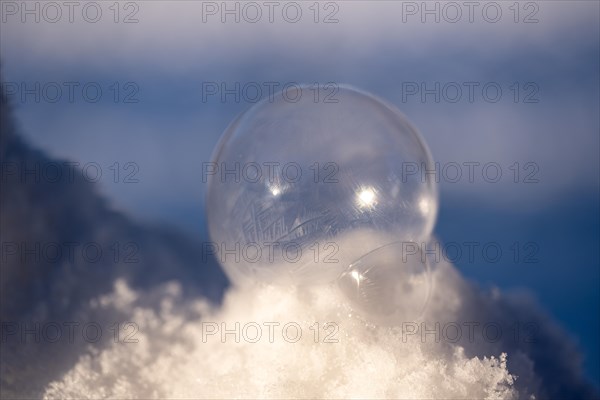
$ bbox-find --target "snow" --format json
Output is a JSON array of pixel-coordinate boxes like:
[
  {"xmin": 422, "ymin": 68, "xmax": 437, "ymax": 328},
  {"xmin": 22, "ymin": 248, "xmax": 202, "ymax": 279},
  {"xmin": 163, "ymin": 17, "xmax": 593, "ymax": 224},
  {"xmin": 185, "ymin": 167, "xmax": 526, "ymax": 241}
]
[{"xmin": 43, "ymin": 260, "xmax": 525, "ymax": 399}]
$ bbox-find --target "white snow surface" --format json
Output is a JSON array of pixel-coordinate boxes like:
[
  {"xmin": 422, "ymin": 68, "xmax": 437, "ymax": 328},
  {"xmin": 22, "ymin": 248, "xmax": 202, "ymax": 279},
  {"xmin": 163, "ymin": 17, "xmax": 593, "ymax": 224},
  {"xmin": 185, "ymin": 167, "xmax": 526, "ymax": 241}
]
[{"xmin": 42, "ymin": 259, "xmax": 540, "ymax": 399}]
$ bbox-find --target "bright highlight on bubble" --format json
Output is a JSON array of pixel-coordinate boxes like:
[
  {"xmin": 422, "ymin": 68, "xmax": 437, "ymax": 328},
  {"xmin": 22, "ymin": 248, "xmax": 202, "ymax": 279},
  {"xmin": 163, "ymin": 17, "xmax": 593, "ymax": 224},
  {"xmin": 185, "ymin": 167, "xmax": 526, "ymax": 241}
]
[
  {"xmin": 206, "ymin": 84, "xmax": 438, "ymax": 321},
  {"xmin": 357, "ymin": 187, "xmax": 377, "ymax": 208}
]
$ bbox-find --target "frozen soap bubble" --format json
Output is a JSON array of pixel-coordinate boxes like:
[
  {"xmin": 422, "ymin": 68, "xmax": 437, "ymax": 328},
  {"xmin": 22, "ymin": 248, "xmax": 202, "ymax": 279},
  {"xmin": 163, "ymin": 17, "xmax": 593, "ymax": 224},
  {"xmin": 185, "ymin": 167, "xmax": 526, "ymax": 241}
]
[
  {"xmin": 206, "ymin": 85, "xmax": 438, "ymax": 286},
  {"xmin": 337, "ymin": 241, "xmax": 432, "ymax": 323}
]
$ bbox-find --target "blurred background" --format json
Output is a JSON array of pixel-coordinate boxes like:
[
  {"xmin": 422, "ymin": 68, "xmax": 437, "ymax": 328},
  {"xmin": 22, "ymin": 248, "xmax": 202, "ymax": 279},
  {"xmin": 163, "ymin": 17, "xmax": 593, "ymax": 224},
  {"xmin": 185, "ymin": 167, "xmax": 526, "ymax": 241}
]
[{"xmin": 1, "ymin": 0, "xmax": 598, "ymax": 392}]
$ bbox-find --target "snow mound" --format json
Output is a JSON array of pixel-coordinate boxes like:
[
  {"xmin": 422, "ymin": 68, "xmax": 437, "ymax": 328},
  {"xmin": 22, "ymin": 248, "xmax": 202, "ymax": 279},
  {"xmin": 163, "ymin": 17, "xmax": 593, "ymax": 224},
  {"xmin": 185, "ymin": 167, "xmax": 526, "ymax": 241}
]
[{"xmin": 44, "ymin": 262, "xmax": 520, "ymax": 399}]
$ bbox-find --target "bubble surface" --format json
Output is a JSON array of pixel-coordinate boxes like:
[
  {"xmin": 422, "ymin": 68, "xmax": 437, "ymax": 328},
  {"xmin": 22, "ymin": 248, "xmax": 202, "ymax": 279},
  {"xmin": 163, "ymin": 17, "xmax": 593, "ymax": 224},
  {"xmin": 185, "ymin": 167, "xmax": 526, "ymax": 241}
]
[
  {"xmin": 206, "ymin": 85, "xmax": 438, "ymax": 285},
  {"xmin": 337, "ymin": 241, "xmax": 432, "ymax": 323}
]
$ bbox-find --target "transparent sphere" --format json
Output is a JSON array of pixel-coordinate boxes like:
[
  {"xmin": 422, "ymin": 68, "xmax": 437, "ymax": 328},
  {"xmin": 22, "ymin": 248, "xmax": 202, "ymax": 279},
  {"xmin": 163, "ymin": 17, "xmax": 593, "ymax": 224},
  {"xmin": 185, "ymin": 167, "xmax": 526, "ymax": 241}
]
[
  {"xmin": 337, "ymin": 241, "xmax": 431, "ymax": 324},
  {"xmin": 206, "ymin": 85, "xmax": 438, "ymax": 286}
]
